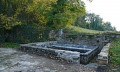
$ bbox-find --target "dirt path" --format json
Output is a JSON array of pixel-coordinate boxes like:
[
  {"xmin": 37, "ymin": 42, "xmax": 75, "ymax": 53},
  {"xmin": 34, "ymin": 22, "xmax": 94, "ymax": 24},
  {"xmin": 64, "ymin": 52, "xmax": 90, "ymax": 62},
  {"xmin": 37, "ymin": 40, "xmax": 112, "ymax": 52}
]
[{"xmin": 0, "ymin": 48, "xmax": 97, "ymax": 72}]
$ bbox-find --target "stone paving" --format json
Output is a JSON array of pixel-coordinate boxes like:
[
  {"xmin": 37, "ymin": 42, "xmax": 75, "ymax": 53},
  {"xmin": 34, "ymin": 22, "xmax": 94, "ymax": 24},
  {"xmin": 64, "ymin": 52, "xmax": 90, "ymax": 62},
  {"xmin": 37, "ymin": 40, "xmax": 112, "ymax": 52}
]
[{"xmin": 0, "ymin": 48, "xmax": 97, "ymax": 72}]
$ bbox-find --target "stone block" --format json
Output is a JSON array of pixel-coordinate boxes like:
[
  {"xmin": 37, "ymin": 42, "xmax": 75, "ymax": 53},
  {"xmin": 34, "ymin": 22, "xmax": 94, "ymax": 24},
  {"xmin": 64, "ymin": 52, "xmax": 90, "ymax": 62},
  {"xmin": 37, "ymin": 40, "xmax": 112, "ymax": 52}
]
[
  {"xmin": 104, "ymin": 43, "xmax": 110, "ymax": 48},
  {"xmin": 98, "ymin": 43, "xmax": 110, "ymax": 65},
  {"xmin": 55, "ymin": 50, "xmax": 80, "ymax": 63},
  {"xmin": 101, "ymin": 47, "xmax": 109, "ymax": 52},
  {"xmin": 98, "ymin": 52, "xmax": 108, "ymax": 60},
  {"xmin": 98, "ymin": 60, "xmax": 108, "ymax": 65}
]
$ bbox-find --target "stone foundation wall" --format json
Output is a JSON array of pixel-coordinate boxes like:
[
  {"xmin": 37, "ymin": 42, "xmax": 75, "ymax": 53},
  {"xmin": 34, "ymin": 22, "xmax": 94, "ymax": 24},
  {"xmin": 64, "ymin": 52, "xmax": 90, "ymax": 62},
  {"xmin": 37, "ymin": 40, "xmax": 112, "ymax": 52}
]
[
  {"xmin": 80, "ymin": 46, "xmax": 101, "ymax": 64},
  {"xmin": 55, "ymin": 50, "xmax": 80, "ymax": 63},
  {"xmin": 57, "ymin": 34, "xmax": 107, "ymax": 46},
  {"xmin": 98, "ymin": 43, "xmax": 110, "ymax": 64},
  {"xmin": 56, "ymin": 34, "xmax": 110, "ymax": 64},
  {"xmin": 20, "ymin": 44, "xmax": 80, "ymax": 63}
]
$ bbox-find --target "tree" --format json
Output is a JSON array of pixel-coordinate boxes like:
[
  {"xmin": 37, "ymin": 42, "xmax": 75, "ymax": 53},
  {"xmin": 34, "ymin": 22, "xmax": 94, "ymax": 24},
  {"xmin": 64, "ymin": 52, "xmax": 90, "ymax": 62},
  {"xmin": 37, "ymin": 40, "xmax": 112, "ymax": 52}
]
[
  {"xmin": 0, "ymin": 0, "xmax": 1, "ymax": 14},
  {"xmin": 47, "ymin": 0, "xmax": 86, "ymax": 29},
  {"xmin": 103, "ymin": 22, "xmax": 115, "ymax": 31},
  {"xmin": 85, "ymin": 13, "xmax": 103, "ymax": 30},
  {"xmin": 75, "ymin": 13, "xmax": 116, "ymax": 31},
  {"xmin": 0, "ymin": 0, "xmax": 33, "ymax": 29},
  {"xmin": 74, "ymin": 14, "xmax": 86, "ymax": 28}
]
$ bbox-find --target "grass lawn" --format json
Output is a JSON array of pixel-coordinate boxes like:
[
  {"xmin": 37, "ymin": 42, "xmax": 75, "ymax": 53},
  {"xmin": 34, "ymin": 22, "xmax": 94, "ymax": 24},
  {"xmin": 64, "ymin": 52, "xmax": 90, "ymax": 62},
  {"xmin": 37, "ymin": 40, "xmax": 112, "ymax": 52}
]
[
  {"xmin": 110, "ymin": 38, "xmax": 120, "ymax": 65},
  {"xmin": 64, "ymin": 25, "xmax": 116, "ymax": 34},
  {"xmin": 0, "ymin": 43, "xmax": 20, "ymax": 48}
]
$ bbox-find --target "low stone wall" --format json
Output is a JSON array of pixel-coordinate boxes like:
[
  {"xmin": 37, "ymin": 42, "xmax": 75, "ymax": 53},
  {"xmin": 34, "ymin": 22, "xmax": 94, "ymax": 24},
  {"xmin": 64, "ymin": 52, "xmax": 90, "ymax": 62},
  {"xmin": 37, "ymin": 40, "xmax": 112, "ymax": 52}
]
[
  {"xmin": 98, "ymin": 43, "xmax": 110, "ymax": 64},
  {"xmin": 20, "ymin": 42, "xmax": 100, "ymax": 64},
  {"xmin": 20, "ymin": 44, "xmax": 80, "ymax": 63},
  {"xmin": 56, "ymin": 34, "xmax": 112, "ymax": 64},
  {"xmin": 80, "ymin": 45, "xmax": 100, "ymax": 64},
  {"xmin": 58, "ymin": 33, "xmax": 117, "ymax": 46},
  {"xmin": 59, "ymin": 34, "xmax": 106, "ymax": 46},
  {"xmin": 55, "ymin": 50, "xmax": 80, "ymax": 63}
]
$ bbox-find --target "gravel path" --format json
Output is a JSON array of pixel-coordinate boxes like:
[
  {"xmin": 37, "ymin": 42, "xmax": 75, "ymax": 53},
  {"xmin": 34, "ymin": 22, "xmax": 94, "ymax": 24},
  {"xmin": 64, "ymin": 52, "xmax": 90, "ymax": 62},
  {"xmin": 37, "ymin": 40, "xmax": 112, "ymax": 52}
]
[{"xmin": 0, "ymin": 48, "xmax": 97, "ymax": 72}]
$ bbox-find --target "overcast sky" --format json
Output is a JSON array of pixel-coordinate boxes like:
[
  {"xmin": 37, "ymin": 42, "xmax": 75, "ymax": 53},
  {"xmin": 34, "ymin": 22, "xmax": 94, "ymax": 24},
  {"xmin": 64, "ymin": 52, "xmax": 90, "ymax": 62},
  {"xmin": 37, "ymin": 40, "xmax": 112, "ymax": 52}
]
[{"xmin": 82, "ymin": 0, "xmax": 120, "ymax": 31}]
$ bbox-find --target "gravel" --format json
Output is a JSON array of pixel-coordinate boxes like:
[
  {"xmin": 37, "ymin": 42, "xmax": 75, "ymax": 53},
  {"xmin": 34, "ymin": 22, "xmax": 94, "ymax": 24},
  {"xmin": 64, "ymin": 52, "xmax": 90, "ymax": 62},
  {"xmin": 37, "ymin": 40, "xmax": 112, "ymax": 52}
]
[{"xmin": 0, "ymin": 47, "xmax": 97, "ymax": 72}]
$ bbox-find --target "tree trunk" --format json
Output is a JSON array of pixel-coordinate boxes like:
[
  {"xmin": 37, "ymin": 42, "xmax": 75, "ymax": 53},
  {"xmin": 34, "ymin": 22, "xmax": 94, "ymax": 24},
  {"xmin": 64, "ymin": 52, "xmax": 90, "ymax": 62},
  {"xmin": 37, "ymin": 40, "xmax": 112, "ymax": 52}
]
[
  {"xmin": 7, "ymin": 0, "xmax": 11, "ymax": 16},
  {"xmin": 0, "ymin": 0, "xmax": 1, "ymax": 14}
]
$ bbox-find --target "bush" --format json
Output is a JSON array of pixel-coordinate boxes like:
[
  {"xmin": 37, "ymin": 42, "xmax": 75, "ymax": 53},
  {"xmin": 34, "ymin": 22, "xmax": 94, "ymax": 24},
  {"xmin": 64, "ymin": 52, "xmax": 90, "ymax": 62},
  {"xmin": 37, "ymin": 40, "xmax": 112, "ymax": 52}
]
[
  {"xmin": 0, "ymin": 43, "xmax": 20, "ymax": 48},
  {"xmin": 0, "ymin": 29, "xmax": 5, "ymax": 43},
  {"xmin": 6, "ymin": 25, "xmax": 40, "ymax": 43},
  {"xmin": 0, "ymin": 24, "xmax": 57, "ymax": 44},
  {"xmin": 6, "ymin": 25, "xmax": 54, "ymax": 43}
]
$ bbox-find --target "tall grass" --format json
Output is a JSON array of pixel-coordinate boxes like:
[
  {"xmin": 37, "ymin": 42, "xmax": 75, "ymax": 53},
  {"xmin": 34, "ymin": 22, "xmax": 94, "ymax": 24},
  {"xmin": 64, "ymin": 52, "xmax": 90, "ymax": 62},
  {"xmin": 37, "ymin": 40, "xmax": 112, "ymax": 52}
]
[
  {"xmin": 110, "ymin": 38, "xmax": 120, "ymax": 65},
  {"xmin": 64, "ymin": 26, "xmax": 114, "ymax": 34}
]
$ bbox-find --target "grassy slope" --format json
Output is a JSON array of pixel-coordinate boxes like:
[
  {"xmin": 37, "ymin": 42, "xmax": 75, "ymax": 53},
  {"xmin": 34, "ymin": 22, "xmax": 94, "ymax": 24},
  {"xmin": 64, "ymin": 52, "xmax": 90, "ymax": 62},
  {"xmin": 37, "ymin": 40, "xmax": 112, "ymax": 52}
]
[
  {"xmin": 110, "ymin": 38, "xmax": 120, "ymax": 65},
  {"xmin": 64, "ymin": 26, "xmax": 120, "ymax": 66},
  {"xmin": 64, "ymin": 26, "xmax": 115, "ymax": 34}
]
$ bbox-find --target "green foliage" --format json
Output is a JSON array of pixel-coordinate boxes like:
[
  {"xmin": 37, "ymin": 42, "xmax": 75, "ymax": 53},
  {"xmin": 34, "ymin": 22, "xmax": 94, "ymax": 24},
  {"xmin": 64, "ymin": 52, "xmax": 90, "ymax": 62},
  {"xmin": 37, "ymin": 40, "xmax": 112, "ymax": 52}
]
[
  {"xmin": 48, "ymin": 0, "xmax": 85, "ymax": 29},
  {"xmin": 0, "ymin": 0, "xmax": 33, "ymax": 29},
  {"xmin": 5, "ymin": 24, "xmax": 55, "ymax": 43},
  {"xmin": 85, "ymin": 13, "xmax": 116, "ymax": 31},
  {"xmin": 103, "ymin": 22, "xmax": 116, "ymax": 31},
  {"xmin": 0, "ymin": 43, "xmax": 20, "ymax": 48},
  {"xmin": 74, "ymin": 14, "xmax": 86, "ymax": 28},
  {"xmin": 0, "ymin": 0, "xmax": 1, "ymax": 14},
  {"xmin": 0, "ymin": 14, "xmax": 21, "ymax": 29},
  {"xmin": 0, "ymin": 29, "xmax": 5, "ymax": 43},
  {"xmin": 7, "ymin": 25, "xmax": 41, "ymax": 43},
  {"xmin": 74, "ymin": 13, "xmax": 116, "ymax": 31},
  {"xmin": 64, "ymin": 25, "xmax": 115, "ymax": 35},
  {"xmin": 0, "ymin": 0, "xmax": 116, "ymax": 44},
  {"xmin": 0, "ymin": 0, "xmax": 58, "ymax": 43},
  {"xmin": 85, "ymin": 13, "xmax": 103, "ymax": 30},
  {"xmin": 64, "ymin": 25, "xmax": 104, "ymax": 34},
  {"xmin": 110, "ymin": 38, "xmax": 120, "ymax": 65}
]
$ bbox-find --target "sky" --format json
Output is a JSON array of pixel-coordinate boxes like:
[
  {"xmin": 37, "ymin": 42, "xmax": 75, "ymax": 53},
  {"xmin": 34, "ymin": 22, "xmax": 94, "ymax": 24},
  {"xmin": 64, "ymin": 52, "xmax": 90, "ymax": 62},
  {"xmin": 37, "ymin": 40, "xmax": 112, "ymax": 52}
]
[{"xmin": 82, "ymin": 0, "xmax": 120, "ymax": 31}]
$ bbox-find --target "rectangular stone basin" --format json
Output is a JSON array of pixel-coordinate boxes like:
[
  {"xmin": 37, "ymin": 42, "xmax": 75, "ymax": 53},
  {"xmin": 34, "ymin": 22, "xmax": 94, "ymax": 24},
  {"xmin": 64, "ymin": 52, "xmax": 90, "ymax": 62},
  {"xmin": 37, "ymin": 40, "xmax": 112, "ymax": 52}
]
[
  {"xmin": 33, "ymin": 42, "xmax": 99, "ymax": 64},
  {"xmin": 20, "ymin": 41, "xmax": 99, "ymax": 64},
  {"xmin": 47, "ymin": 44, "xmax": 92, "ymax": 54}
]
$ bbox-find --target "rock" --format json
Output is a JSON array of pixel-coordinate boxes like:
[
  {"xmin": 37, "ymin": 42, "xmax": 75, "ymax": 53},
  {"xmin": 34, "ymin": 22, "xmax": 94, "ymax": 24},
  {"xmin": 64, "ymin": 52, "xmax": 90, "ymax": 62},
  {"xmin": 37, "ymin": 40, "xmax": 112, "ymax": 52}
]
[
  {"xmin": 55, "ymin": 50, "xmax": 80, "ymax": 63},
  {"xmin": 98, "ymin": 43, "xmax": 110, "ymax": 65}
]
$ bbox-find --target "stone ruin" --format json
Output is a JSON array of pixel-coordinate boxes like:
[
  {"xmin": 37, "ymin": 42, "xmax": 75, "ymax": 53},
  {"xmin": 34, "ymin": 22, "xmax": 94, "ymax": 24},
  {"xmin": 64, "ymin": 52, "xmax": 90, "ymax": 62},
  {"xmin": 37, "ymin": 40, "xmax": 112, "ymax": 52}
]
[
  {"xmin": 20, "ymin": 41, "xmax": 99, "ymax": 64},
  {"xmin": 98, "ymin": 43, "xmax": 111, "ymax": 64},
  {"xmin": 20, "ymin": 29, "xmax": 115, "ymax": 64}
]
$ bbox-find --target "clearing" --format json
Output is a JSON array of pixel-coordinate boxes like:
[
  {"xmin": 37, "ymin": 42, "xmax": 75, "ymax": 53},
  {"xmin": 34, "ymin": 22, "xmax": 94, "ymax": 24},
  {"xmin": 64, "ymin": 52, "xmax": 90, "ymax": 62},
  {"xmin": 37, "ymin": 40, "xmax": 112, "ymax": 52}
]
[{"xmin": 0, "ymin": 47, "xmax": 97, "ymax": 72}]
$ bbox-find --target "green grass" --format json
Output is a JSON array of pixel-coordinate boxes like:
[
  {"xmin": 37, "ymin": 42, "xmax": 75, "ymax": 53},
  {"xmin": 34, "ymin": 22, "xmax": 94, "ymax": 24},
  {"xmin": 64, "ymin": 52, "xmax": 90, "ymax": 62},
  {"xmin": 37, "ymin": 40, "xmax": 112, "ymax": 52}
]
[
  {"xmin": 110, "ymin": 38, "xmax": 120, "ymax": 65},
  {"xmin": 0, "ymin": 43, "xmax": 20, "ymax": 48},
  {"xmin": 64, "ymin": 25, "xmax": 115, "ymax": 34}
]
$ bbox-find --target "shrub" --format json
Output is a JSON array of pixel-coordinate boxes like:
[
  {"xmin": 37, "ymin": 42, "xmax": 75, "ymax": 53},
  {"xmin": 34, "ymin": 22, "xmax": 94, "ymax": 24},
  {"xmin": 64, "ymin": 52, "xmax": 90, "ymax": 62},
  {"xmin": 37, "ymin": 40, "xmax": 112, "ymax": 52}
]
[
  {"xmin": 0, "ymin": 29, "xmax": 5, "ymax": 43},
  {"xmin": 0, "ymin": 43, "xmax": 20, "ymax": 48}
]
